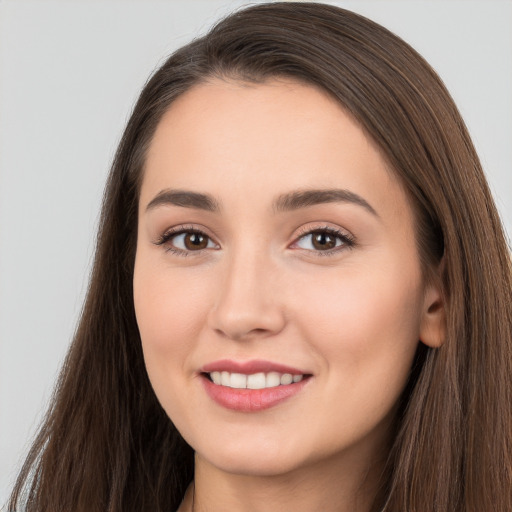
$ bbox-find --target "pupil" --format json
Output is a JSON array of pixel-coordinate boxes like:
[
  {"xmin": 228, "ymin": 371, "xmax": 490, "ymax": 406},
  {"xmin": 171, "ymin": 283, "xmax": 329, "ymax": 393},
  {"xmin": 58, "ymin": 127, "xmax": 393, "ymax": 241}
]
[
  {"xmin": 313, "ymin": 232, "xmax": 335, "ymax": 250},
  {"xmin": 185, "ymin": 233, "xmax": 207, "ymax": 249}
]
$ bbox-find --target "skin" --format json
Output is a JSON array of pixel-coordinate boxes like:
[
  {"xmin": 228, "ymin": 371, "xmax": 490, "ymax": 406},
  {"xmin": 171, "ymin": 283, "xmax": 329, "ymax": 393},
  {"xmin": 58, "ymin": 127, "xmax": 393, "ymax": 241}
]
[{"xmin": 133, "ymin": 79, "xmax": 444, "ymax": 512}]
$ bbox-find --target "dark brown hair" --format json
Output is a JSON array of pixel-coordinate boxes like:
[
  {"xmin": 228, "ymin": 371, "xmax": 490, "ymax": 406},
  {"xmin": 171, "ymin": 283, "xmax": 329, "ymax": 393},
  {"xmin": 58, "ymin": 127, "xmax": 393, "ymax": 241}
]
[{"xmin": 9, "ymin": 3, "xmax": 512, "ymax": 511}]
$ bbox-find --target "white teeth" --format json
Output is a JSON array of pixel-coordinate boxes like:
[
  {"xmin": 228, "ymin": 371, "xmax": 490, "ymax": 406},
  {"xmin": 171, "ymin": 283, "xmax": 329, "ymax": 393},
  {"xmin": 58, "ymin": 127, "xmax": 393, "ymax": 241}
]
[
  {"xmin": 247, "ymin": 372, "xmax": 266, "ymax": 389},
  {"xmin": 280, "ymin": 373, "xmax": 293, "ymax": 385},
  {"xmin": 230, "ymin": 373, "xmax": 247, "ymax": 389},
  {"xmin": 266, "ymin": 372, "xmax": 281, "ymax": 387},
  {"xmin": 208, "ymin": 371, "xmax": 306, "ymax": 389},
  {"xmin": 221, "ymin": 371, "xmax": 230, "ymax": 386}
]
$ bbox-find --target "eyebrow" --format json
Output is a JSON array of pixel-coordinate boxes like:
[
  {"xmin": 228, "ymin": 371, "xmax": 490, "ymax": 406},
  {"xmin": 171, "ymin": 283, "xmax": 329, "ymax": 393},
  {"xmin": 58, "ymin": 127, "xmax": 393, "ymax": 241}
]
[
  {"xmin": 273, "ymin": 188, "xmax": 378, "ymax": 217},
  {"xmin": 145, "ymin": 187, "xmax": 378, "ymax": 217},
  {"xmin": 146, "ymin": 189, "xmax": 220, "ymax": 212}
]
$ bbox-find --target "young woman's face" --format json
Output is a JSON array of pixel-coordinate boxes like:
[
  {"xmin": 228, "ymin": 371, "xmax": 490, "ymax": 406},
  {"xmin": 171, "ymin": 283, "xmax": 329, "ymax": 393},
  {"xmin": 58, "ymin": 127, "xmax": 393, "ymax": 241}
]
[{"xmin": 134, "ymin": 79, "xmax": 443, "ymax": 478}]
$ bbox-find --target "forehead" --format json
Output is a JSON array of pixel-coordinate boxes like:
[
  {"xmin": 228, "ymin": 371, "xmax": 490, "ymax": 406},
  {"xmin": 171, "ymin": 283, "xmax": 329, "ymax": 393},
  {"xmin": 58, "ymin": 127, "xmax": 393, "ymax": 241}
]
[{"xmin": 141, "ymin": 78, "xmax": 410, "ymax": 224}]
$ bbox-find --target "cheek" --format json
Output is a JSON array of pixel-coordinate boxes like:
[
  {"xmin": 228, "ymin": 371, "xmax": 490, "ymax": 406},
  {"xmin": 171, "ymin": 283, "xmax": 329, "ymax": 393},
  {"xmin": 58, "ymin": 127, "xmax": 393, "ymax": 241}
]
[
  {"xmin": 296, "ymin": 262, "xmax": 423, "ymax": 385},
  {"xmin": 286, "ymin": 264, "xmax": 424, "ymax": 453},
  {"xmin": 133, "ymin": 259, "xmax": 213, "ymax": 397},
  {"xmin": 134, "ymin": 260, "xmax": 209, "ymax": 339}
]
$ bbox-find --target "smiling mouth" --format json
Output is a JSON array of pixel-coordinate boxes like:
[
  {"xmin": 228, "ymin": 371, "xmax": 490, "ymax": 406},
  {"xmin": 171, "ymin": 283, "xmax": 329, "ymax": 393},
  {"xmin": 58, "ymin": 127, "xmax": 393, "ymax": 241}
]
[
  {"xmin": 200, "ymin": 359, "xmax": 313, "ymax": 411},
  {"xmin": 201, "ymin": 371, "xmax": 312, "ymax": 412},
  {"xmin": 204, "ymin": 371, "xmax": 307, "ymax": 389}
]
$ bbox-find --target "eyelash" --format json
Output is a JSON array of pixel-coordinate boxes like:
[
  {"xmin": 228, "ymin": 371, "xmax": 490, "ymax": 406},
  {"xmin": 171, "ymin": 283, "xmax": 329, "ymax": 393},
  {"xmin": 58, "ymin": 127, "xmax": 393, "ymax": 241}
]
[
  {"xmin": 153, "ymin": 224, "xmax": 356, "ymax": 257},
  {"xmin": 153, "ymin": 225, "xmax": 214, "ymax": 257},
  {"xmin": 292, "ymin": 225, "xmax": 356, "ymax": 256}
]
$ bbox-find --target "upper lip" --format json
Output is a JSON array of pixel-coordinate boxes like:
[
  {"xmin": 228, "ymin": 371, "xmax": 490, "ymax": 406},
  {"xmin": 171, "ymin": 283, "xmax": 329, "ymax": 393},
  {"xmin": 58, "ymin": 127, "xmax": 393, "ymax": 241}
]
[{"xmin": 201, "ymin": 359, "xmax": 309, "ymax": 375}]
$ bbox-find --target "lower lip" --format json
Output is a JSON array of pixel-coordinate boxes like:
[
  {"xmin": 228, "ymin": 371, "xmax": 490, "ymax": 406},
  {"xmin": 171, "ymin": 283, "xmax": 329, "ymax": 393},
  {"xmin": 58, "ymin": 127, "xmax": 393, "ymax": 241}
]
[{"xmin": 201, "ymin": 375, "xmax": 310, "ymax": 412}]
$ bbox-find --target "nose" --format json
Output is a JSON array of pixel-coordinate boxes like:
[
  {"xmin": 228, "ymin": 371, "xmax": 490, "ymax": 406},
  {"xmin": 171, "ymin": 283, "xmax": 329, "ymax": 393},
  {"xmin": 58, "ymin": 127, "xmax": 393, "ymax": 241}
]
[{"xmin": 207, "ymin": 248, "xmax": 286, "ymax": 341}]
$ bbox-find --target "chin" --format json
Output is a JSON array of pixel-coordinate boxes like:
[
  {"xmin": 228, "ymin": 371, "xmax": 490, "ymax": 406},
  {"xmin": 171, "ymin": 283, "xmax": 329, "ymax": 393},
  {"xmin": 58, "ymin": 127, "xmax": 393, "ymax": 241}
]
[
  {"xmin": 202, "ymin": 450, "xmax": 305, "ymax": 478},
  {"xmin": 189, "ymin": 429, "xmax": 311, "ymax": 477}
]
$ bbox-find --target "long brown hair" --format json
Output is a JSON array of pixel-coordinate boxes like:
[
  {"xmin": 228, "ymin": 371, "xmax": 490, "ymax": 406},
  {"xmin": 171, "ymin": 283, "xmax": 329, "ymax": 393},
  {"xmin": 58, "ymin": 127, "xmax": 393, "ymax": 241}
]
[{"xmin": 9, "ymin": 3, "xmax": 512, "ymax": 511}]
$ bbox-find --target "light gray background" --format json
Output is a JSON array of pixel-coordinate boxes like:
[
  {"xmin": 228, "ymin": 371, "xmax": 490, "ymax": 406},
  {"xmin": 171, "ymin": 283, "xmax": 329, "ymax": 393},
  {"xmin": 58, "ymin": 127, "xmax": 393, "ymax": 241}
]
[{"xmin": 1, "ymin": 0, "xmax": 511, "ymax": 506}]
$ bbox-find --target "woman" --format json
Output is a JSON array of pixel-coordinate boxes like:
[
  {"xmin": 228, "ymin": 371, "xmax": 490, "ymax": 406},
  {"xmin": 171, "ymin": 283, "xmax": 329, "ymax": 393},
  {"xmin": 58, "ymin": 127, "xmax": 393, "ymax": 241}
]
[{"xmin": 8, "ymin": 2, "xmax": 512, "ymax": 511}]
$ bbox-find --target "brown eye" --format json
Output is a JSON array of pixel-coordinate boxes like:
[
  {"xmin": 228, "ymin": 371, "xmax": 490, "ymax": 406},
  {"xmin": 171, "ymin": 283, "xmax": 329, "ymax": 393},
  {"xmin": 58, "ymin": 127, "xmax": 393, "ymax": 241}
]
[
  {"xmin": 311, "ymin": 231, "xmax": 337, "ymax": 250},
  {"xmin": 294, "ymin": 228, "xmax": 354, "ymax": 254},
  {"xmin": 157, "ymin": 230, "xmax": 218, "ymax": 253},
  {"xmin": 184, "ymin": 232, "xmax": 209, "ymax": 250}
]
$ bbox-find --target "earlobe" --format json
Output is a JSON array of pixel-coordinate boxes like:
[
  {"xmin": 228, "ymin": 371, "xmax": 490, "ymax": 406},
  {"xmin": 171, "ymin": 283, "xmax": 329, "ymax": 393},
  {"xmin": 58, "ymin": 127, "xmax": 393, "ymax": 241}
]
[{"xmin": 419, "ymin": 281, "xmax": 446, "ymax": 348}]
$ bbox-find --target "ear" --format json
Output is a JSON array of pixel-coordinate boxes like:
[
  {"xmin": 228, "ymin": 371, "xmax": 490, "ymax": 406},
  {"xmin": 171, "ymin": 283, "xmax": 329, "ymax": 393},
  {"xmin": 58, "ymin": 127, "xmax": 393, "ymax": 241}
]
[{"xmin": 419, "ymin": 275, "xmax": 446, "ymax": 349}]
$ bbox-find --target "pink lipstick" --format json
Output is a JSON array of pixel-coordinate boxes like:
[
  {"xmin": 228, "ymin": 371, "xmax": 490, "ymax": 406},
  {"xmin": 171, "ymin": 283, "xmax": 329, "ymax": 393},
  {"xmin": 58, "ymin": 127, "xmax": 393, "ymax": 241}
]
[{"xmin": 200, "ymin": 359, "xmax": 311, "ymax": 412}]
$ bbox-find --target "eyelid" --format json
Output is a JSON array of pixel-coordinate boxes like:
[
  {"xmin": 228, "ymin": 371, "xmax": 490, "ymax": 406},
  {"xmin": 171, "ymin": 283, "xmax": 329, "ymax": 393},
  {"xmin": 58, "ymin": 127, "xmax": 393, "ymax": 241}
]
[
  {"xmin": 152, "ymin": 223, "xmax": 355, "ymax": 257},
  {"xmin": 289, "ymin": 224, "xmax": 356, "ymax": 255},
  {"xmin": 153, "ymin": 224, "xmax": 220, "ymax": 255}
]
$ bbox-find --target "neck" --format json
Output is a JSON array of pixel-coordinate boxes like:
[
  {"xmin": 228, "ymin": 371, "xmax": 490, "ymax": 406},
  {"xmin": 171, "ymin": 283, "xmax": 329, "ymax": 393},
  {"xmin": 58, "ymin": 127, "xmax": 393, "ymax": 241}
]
[{"xmin": 179, "ymin": 444, "xmax": 388, "ymax": 512}]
